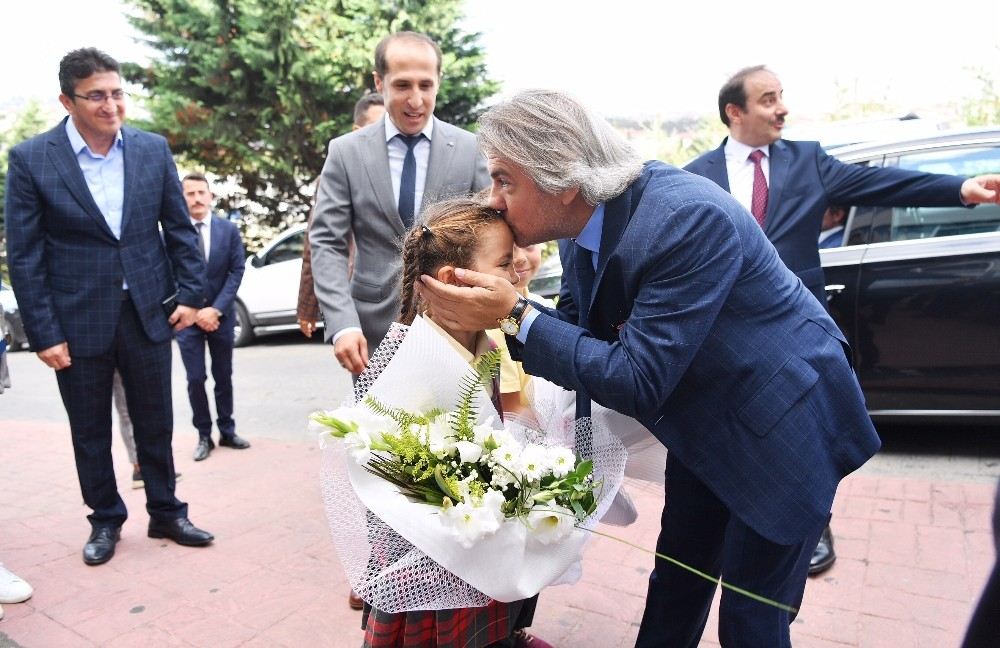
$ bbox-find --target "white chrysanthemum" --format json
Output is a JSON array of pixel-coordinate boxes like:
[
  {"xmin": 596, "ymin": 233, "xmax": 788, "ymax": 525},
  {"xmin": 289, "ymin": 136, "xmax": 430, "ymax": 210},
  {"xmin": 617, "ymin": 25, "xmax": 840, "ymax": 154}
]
[
  {"xmin": 490, "ymin": 441, "xmax": 523, "ymax": 487},
  {"xmin": 455, "ymin": 440, "xmax": 483, "ymax": 464},
  {"xmin": 474, "ymin": 420, "xmax": 512, "ymax": 449},
  {"xmin": 440, "ymin": 500, "xmax": 502, "ymax": 548},
  {"xmin": 546, "ymin": 446, "xmax": 576, "ymax": 478},
  {"xmin": 518, "ymin": 444, "xmax": 549, "ymax": 481},
  {"xmin": 526, "ymin": 503, "xmax": 576, "ymax": 544}
]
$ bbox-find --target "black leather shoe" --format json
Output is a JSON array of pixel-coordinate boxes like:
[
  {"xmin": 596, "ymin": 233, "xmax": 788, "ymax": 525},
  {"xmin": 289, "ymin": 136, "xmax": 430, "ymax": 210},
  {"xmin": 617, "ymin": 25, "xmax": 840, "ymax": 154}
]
[
  {"xmin": 219, "ymin": 434, "xmax": 251, "ymax": 449},
  {"xmin": 193, "ymin": 437, "xmax": 215, "ymax": 461},
  {"xmin": 148, "ymin": 517, "xmax": 214, "ymax": 546},
  {"xmin": 83, "ymin": 526, "xmax": 121, "ymax": 566},
  {"xmin": 808, "ymin": 525, "xmax": 836, "ymax": 575}
]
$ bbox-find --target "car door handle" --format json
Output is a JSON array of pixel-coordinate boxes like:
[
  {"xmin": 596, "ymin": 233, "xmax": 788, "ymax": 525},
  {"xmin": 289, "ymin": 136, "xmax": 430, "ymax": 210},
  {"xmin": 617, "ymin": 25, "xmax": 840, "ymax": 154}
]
[{"xmin": 825, "ymin": 284, "xmax": 846, "ymax": 294}]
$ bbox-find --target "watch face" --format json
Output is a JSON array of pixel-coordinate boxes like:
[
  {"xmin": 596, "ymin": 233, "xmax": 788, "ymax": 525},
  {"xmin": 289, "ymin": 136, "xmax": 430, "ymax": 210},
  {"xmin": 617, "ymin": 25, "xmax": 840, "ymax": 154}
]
[{"xmin": 499, "ymin": 319, "xmax": 519, "ymax": 336}]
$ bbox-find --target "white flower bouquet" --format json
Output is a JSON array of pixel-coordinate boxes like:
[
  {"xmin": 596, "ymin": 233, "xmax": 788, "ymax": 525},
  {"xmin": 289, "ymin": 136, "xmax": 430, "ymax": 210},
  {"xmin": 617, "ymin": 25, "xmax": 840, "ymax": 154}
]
[{"xmin": 314, "ymin": 316, "xmax": 626, "ymax": 611}]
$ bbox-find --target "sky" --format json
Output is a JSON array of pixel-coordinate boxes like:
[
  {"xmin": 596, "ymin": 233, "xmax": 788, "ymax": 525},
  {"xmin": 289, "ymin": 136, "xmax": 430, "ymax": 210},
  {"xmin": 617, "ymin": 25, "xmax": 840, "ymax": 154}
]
[{"xmin": 2, "ymin": 0, "xmax": 998, "ymax": 126}]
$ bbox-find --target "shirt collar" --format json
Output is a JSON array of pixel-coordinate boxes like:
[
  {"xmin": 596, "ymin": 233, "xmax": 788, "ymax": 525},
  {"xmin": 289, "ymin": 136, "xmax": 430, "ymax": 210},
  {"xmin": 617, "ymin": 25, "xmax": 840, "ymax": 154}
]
[
  {"xmin": 191, "ymin": 215, "xmax": 211, "ymax": 229},
  {"xmin": 421, "ymin": 313, "xmax": 491, "ymax": 364},
  {"xmin": 384, "ymin": 115, "xmax": 434, "ymax": 143},
  {"xmin": 574, "ymin": 202, "xmax": 606, "ymax": 255},
  {"xmin": 724, "ymin": 136, "xmax": 768, "ymax": 162},
  {"xmin": 65, "ymin": 117, "xmax": 123, "ymax": 156}
]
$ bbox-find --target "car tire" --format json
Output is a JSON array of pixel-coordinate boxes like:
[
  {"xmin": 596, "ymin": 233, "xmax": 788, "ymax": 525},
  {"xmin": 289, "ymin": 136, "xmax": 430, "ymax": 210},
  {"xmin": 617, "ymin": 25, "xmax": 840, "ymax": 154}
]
[{"xmin": 233, "ymin": 301, "xmax": 254, "ymax": 347}]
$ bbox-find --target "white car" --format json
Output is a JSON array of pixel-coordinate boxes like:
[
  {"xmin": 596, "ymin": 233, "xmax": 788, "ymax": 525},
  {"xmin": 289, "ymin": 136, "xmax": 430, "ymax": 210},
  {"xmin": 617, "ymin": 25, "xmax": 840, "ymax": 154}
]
[{"xmin": 234, "ymin": 224, "xmax": 318, "ymax": 346}]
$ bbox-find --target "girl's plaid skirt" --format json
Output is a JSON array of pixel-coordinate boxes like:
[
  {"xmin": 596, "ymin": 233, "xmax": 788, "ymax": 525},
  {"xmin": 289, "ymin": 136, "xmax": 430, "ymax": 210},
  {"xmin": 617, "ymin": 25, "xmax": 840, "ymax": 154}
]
[{"xmin": 361, "ymin": 595, "xmax": 537, "ymax": 648}]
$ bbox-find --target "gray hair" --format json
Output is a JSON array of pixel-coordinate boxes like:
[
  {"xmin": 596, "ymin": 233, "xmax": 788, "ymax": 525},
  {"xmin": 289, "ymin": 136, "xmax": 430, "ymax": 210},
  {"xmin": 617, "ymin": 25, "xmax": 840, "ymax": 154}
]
[{"xmin": 478, "ymin": 89, "xmax": 644, "ymax": 205}]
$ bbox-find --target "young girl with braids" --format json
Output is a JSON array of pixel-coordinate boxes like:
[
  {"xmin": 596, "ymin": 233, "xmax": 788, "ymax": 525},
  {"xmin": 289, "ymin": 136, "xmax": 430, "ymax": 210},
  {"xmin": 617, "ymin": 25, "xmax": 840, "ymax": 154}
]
[{"xmin": 360, "ymin": 197, "xmax": 550, "ymax": 648}]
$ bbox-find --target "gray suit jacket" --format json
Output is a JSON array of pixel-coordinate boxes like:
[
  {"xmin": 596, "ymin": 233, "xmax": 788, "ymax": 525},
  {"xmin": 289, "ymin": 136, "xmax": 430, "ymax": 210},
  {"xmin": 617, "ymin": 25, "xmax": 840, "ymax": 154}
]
[{"xmin": 309, "ymin": 116, "xmax": 489, "ymax": 347}]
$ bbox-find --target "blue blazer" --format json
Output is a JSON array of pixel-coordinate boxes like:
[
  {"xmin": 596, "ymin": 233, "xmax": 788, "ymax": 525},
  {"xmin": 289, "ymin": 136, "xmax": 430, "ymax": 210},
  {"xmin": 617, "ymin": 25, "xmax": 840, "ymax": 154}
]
[
  {"xmin": 516, "ymin": 162, "xmax": 881, "ymax": 545},
  {"xmin": 5, "ymin": 118, "xmax": 205, "ymax": 356},
  {"xmin": 684, "ymin": 138, "xmax": 966, "ymax": 302},
  {"xmin": 200, "ymin": 216, "xmax": 246, "ymax": 324}
]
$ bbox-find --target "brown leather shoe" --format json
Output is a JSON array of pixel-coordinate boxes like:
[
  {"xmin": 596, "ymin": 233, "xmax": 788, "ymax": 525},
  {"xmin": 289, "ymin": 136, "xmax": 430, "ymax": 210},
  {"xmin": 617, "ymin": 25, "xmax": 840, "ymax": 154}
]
[{"xmin": 348, "ymin": 589, "xmax": 363, "ymax": 610}]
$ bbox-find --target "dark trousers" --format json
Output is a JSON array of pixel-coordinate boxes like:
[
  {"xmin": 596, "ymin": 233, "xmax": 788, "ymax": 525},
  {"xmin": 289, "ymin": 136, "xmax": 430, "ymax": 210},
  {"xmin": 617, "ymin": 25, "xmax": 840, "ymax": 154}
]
[
  {"xmin": 634, "ymin": 455, "xmax": 824, "ymax": 648},
  {"xmin": 176, "ymin": 321, "xmax": 235, "ymax": 439},
  {"xmin": 55, "ymin": 296, "xmax": 186, "ymax": 529}
]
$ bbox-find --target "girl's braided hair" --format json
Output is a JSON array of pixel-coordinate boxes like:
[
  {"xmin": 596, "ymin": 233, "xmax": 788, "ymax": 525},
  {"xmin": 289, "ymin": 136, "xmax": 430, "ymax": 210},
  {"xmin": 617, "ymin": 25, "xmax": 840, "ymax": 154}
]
[{"xmin": 398, "ymin": 196, "xmax": 504, "ymax": 325}]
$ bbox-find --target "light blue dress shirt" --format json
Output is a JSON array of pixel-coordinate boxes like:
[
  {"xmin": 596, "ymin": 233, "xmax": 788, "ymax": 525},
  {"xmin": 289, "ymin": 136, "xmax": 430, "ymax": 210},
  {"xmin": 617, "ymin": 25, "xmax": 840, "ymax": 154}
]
[
  {"xmin": 65, "ymin": 118, "xmax": 125, "ymax": 239},
  {"xmin": 516, "ymin": 203, "xmax": 605, "ymax": 343}
]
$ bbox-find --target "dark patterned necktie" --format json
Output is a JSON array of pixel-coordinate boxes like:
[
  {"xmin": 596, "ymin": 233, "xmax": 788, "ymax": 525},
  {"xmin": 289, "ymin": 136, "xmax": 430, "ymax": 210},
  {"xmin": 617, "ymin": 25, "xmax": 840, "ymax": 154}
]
[
  {"xmin": 748, "ymin": 149, "xmax": 769, "ymax": 227},
  {"xmin": 196, "ymin": 221, "xmax": 208, "ymax": 260},
  {"xmin": 397, "ymin": 134, "xmax": 422, "ymax": 229}
]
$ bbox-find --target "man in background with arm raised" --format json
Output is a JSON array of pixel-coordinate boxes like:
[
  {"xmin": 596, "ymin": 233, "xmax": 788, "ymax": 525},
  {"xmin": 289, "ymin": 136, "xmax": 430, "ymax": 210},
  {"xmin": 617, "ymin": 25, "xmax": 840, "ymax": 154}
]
[{"xmin": 684, "ymin": 64, "xmax": 1000, "ymax": 576}]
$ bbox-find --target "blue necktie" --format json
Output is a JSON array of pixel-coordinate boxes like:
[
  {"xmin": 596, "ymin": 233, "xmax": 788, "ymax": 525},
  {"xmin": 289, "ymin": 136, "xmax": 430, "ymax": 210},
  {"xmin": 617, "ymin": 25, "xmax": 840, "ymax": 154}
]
[{"xmin": 397, "ymin": 134, "xmax": 422, "ymax": 229}]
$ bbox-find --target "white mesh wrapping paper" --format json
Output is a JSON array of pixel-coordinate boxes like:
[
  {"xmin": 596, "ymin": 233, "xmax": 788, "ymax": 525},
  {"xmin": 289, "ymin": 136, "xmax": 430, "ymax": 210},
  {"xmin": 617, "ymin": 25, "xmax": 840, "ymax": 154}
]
[{"xmin": 320, "ymin": 317, "xmax": 627, "ymax": 611}]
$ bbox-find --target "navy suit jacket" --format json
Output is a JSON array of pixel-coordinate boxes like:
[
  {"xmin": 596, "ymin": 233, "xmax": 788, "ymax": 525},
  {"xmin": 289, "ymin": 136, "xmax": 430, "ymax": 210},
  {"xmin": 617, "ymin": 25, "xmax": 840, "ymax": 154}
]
[
  {"xmin": 515, "ymin": 162, "xmax": 881, "ymax": 545},
  {"xmin": 684, "ymin": 138, "xmax": 966, "ymax": 302},
  {"xmin": 199, "ymin": 216, "xmax": 246, "ymax": 325},
  {"xmin": 5, "ymin": 118, "xmax": 205, "ymax": 356}
]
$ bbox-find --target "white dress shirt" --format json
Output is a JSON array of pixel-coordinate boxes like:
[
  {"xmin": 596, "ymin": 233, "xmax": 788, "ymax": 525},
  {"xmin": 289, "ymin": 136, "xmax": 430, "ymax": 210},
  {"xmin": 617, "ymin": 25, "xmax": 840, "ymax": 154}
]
[
  {"xmin": 192, "ymin": 215, "xmax": 211, "ymax": 262},
  {"xmin": 724, "ymin": 137, "xmax": 770, "ymax": 213}
]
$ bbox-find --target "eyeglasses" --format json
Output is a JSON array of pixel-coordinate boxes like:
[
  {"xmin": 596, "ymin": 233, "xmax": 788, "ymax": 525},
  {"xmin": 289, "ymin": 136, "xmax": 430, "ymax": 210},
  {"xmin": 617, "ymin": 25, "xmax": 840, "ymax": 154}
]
[{"xmin": 72, "ymin": 90, "xmax": 129, "ymax": 104}]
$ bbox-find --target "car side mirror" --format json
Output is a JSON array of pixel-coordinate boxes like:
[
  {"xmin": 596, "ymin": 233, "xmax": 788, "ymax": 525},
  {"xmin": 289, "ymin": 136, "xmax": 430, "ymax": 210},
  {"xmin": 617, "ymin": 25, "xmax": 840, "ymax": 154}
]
[{"xmin": 250, "ymin": 254, "xmax": 265, "ymax": 269}]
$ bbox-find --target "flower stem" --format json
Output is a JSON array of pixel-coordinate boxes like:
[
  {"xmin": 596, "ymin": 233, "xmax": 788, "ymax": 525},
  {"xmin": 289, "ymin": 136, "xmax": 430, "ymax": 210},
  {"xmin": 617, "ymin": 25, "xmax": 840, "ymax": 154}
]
[{"xmin": 586, "ymin": 528, "xmax": 799, "ymax": 614}]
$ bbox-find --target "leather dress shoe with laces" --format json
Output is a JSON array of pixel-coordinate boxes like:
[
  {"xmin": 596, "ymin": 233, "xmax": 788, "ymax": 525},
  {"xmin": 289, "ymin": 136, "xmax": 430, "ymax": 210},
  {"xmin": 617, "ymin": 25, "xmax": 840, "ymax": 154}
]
[
  {"xmin": 219, "ymin": 434, "xmax": 251, "ymax": 449},
  {"xmin": 808, "ymin": 524, "xmax": 837, "ymax": 575},
  {"xmin": 148, "ymin": 517, "xmax": 214, "ymax": 546},
  {"xmin": 83, "ymin": 526, "xmax": 121, "ymax": 566},
  {"xmin": 193, "ymin": 437, "xmax": 215, "ymax": 461}
]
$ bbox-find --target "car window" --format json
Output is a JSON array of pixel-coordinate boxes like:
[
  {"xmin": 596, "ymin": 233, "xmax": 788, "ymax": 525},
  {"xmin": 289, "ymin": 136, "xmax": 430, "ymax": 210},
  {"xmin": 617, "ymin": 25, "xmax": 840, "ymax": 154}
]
[
  {"xmin": 887, "ymin": 146, "xmax": 1000, "ymax": 242},
  {"xmin": 264, "ymin": 231, "xmax": 305, "ymax": 265}
]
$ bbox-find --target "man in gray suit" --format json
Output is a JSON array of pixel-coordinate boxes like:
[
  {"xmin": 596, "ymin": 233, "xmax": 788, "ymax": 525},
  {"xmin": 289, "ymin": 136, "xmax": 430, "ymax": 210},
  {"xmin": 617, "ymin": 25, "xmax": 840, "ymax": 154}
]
[{"xmin": 309, "ymin": 31, "xmax": 489, "ymax": 375}]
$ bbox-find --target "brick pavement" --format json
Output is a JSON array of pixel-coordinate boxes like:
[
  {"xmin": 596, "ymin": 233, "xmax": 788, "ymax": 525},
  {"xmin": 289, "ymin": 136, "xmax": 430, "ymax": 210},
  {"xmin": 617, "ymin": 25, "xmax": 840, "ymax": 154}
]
[{"xmin": 0, "ymin": 420, "xmax": 995, "ymax": 647}]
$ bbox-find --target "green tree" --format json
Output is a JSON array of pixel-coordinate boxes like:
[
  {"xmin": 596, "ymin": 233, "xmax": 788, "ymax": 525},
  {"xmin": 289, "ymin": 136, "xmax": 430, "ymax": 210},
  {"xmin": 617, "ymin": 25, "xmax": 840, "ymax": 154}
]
[
  {"xmin": 961, "ymin": 64, "xmax": 1000, "ymax": 126},
  {"xmin": 122, "ymin": 0, "xmax": 499, "ymax": 227},
  {"xmin": 1, "ymin": 101, "xmax": 48, "ymax": 280}
]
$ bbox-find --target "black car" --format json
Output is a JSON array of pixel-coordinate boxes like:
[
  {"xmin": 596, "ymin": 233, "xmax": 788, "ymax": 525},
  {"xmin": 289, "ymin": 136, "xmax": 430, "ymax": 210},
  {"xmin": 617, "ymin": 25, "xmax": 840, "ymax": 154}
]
[
  {"xmin": 821, "ymin": 127, "xmax": 1000, "ymax": 424},
  {"xmin": 529, "ymin": 127, "xmax": 1000, "ymax": 424}
]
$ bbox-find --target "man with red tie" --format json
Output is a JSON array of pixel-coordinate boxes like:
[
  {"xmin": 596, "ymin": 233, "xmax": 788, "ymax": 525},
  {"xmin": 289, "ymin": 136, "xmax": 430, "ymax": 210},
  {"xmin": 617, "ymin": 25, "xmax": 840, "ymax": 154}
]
[{"xmin": 685, "ymin": 64, "xmax": 1000, "ymax": 577}]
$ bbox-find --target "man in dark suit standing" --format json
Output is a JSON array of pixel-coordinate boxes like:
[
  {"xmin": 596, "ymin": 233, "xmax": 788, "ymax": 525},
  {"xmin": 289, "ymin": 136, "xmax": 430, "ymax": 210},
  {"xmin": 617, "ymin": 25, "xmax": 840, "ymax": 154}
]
[
  {"xmin": 5, "ymin": 48, "xmax": 214, "ymax": 565},
  {"xmin": 684, "ymin": 65, "xmax": 1000, "ymax": 575},
  {"xmin": 176, "ymin": 173, "xmax": 250, "ymax": 462},
  {"xmin": 418, "ymin": 89, "xmax": 1000, "ymax": 647},
  {"xmin": 309, "ymin": 31, "xmax": 489, "ymax": 376}
]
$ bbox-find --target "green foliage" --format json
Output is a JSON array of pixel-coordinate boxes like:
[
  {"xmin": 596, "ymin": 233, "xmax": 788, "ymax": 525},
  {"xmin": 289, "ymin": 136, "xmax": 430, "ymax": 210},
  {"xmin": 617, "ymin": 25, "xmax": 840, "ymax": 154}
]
[
  {"xmin": 450, "ymin": 348, "xmax": 501, "ymax": 440},
  {"xmin": 962, "ymin": 63, "xmax": 1000, "ymax": 127},
  {"xmin": 1, "ymin": 101, "xmax": 49, "ymax": 280},
  {"xmin": 122, "ymin": 0, "xmax": 499, "ymax": 226},
  {"xmin": 364, "ymin": 394, "xmax": 443, "ymax": 431}
]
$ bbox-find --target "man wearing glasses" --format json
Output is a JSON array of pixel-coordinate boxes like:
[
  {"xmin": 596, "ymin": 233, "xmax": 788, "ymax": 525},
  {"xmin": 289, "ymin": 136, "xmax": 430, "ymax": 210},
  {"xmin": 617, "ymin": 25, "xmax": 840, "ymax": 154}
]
[{"xmin": 5, "ymin": 47, "xmax": 214, "ymax": 566}]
